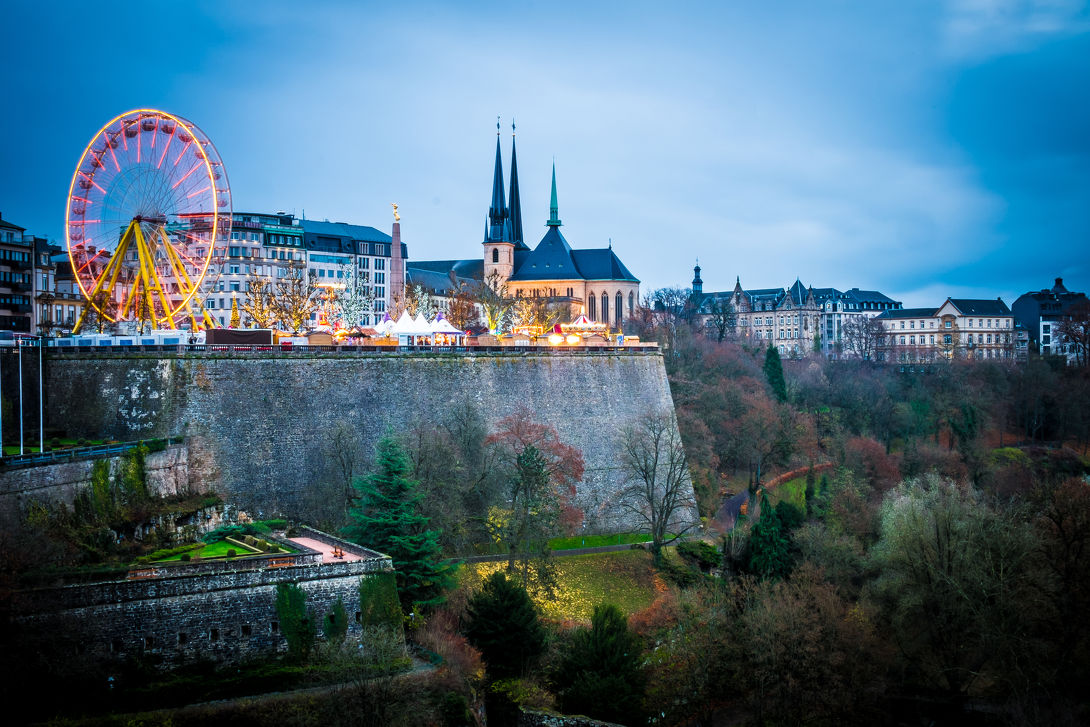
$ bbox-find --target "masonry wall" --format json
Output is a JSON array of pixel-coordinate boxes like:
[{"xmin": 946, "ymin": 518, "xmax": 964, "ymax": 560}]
[
  {"xmin": 0, "ymin": 444, "xmax": 198, "ymax": 509},
  {"xmin": 45, "ymin": 352, "xmax": 688, "ymax": 531},
  {"xmin": 12, "ymin": 542, "xmax": 395, "ymax": 669}
]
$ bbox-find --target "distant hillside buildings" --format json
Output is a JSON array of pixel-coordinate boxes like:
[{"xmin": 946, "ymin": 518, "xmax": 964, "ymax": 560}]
[
  {"xmin": 690, "ymin": 263, "xmax": 901, "ymax": 357},
  {"xmin": 1012, "ymin": 278, "xmax": 1089, "ymax": 364}
]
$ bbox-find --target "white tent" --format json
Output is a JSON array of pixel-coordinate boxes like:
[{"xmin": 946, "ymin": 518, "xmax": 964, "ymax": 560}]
[
  {"xmin": 430, "ymin": 315, "xmax": 464, "ymax": 335},
  {"xmin": 389, "ymin": 310, "xmax": 428, "ymax": 336}
]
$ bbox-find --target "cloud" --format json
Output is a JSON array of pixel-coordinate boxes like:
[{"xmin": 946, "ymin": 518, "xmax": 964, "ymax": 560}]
[{"xmin": 942, "ymin": 0, "xmax": 1090, "ymax": 59}]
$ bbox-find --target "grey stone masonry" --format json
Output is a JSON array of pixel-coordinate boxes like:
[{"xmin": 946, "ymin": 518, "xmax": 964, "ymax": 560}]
[
  {"xmin": 11, "ymin": 528, "xmax": 395, "ymax": 669},
  {"xmin": 46, "ymin": 351, "xmax": 693, "ymax": 532}
]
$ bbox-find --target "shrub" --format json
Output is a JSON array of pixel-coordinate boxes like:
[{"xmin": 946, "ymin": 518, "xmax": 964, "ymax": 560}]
[
  {"xmin": 76, "ymin": 437, "xmax": 87, "ymax": 446},
  {"xmin": 49, "ymin": 437, "xmax": 60, "ymax": 448},
  {"xmin": 677, "ymin": 540, "xmax": 721, "ymax": 572},
  {"xmin": 226, "ymin": 549, "xmax": 237, "ymax": 558},
  {"xmin": 275, "ymin": 583, "xmax": 315, "ymax": 662},
  {"xmin": 180, "ymin": 553, "xmax": 191, "ymax": 562},
  {"xmin": 554, "ymin": 603, "xmax": 646, "ymax": 726},
  {"xmin": 463, "ymin": 571, "xmax": 545, "ymax": 680}
]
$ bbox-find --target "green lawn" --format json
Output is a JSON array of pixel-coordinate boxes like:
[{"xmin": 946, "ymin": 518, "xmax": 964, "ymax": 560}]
[
  {"xmin": 548, "ymin": 532, "xmax": 654, "ymax": 550},
  {"xmin": 458, "ymin": 549, "xmax": 666, "ymax": 621},
  {"xmin": 768, "ymin": 477, "xmax": 807, "ymax": 510},
  {"xmin": 155, "ymin": 539, "xmax": 260, "ymax": 562}
]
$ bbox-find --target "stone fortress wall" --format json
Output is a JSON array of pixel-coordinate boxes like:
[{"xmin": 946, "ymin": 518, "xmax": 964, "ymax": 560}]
[
  {"xmin": 12, "ymin": 527, "xmax": 395, "ymax": 669},
  {"xmin": 44, "ymin": 351, "xmax": 690, "ymax": 532}
]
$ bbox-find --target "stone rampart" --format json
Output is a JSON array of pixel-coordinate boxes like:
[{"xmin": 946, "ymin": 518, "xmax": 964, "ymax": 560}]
[
  {"xmin": 45, "ymin": 352, "xmax": 688, "ymax": 531},
  {"xmin": 11, "ymin": 534, "xmax": 395, "ymax": 669},
  {"xmin": 0, "ymin": 443, "xmax": 198, "ymax": 511}
]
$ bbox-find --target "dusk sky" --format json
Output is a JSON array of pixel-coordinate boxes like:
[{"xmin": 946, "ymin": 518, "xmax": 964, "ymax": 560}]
[{"xmin": 2, "ymin": 0, "xmax": 1087, "ymax": 307}]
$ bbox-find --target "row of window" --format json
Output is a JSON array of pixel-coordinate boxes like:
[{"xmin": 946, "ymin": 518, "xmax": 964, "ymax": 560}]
[
  {"xmin": 586, "ymin": 291, "xmax": 635, "ymax": 325},
  {"xmin": 895, "ymin": 333, "xmax": 1012, "ymax": 345}
]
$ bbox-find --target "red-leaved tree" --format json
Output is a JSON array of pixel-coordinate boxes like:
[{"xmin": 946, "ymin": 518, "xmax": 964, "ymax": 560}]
[{"xmin": 485, "ymin": 408, "xmax": 585, "ymax": 582}]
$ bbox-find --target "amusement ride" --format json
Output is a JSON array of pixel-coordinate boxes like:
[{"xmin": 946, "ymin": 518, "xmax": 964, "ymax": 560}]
[{"xmin": 65, "ymin": 109, "xmax": 231, "ymax": 333}]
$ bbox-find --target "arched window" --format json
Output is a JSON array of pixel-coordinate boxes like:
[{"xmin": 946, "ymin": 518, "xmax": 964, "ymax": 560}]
[
  {"xmin": 615, "ymin": 292, "xmax": 623, "ymax": 326},
  {"xmin": 588, "ymin": 293, "xmax": 596, "ymax": 321},
  {"xmin": 492, "ymin": 248, "xmax": 499, "ymax": 263},
  {"xmin": 601, "ymin": 293, "xmax": 609, "ymax": 325},
  {"xmin": 628, "ymin": 291, "xmax": 634, "ymax": 314}
]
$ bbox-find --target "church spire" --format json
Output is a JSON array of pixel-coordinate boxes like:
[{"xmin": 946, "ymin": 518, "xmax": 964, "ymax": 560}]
[
  {"xmin": 546, "ymin": 161, "xmax": 562, "ymax": 227},
  {"xmin": 487, "ymin": 118, "xmax": 509, "ymax": 242},
  {"xmin": 508, "ymin": 119, "xmax": 524, "ymax": 245}
]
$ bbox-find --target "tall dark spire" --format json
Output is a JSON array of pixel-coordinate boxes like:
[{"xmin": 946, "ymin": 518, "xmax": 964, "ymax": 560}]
[
  {"xmin": 487, "ymin": 119, "xmax": 509, "ymax": 242},
  {"xmin": 508, "ymin": 119, "xmax": 524, "ymax": 245},
  {"xmin": 692, "ymin": 260, "xmax": 703, "ymax": 296},
  {"xmin": 546, "ymin": 162, "xmax": 562, "ymax": 227}
]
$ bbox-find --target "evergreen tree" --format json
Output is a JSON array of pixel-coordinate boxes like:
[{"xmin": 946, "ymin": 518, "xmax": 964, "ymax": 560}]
[
  {"xmin": 344, "ymin": 435, "xmax": 453, "ymax": 611},
  {"xmin": 763, "ymin": 344, "xmax": 787, "ymax": 402},
  {"xmin": 554, "ymin": 603, "xmax": 646, "ymax": 726},
  {"xmin": 463, "ymin": 571, "xmax": 546, "ymax": 680},
  {"xmin": 748, "ymin": 495, "xmax": 792, "ymax": 578}
]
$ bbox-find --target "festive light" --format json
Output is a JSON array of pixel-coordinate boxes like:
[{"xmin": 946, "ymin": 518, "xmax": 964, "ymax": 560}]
[{"xmin": 548, "ymin": 333, "xmax": 564, "ymax": 345}]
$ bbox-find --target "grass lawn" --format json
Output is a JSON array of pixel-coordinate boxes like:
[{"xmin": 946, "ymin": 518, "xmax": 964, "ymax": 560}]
[
  {"xmin": 155, "ymin": 539, "xmax": 261, "ymax": 562},
  {"xmin": 768, "ymin": 476, "xmax": 806, "ymax": 510},
  {"xmin": 457, "ymin": 549, "xmax": 667, "ymax": 622},
  {"xmin": 548, "ymin": 532, "xmax": 653, "ymax": 550}
]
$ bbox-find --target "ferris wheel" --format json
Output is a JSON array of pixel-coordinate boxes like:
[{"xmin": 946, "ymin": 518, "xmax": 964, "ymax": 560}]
[{"xmin": 65, "ymin": 109, "xmax": 231, "ymax": 333}]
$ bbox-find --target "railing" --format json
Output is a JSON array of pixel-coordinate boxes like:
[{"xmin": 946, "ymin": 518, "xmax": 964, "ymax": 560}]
[
  {"xmin": 0, "ymin": 436, "xmax": 184, "ymax": 470},
  {"xmin": 47, "ymin": 343, "xmax": 660, "ymax": 355}
]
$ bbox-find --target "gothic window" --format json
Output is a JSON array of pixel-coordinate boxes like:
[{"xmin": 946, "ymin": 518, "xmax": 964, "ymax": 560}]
[
  {"xmin": 589, "ymin": 293, "xmax": 596, "ymax": 320},
  {"xmin": 601, "ymin": 293, "xmax": 609, "ymax": 324},
  {"xmin": 615, "ymin": 292, "xmax": 623, "ymax": 326},
  {"xmin": 628, "ymin": 291, "xmax": 634, "ymax": 314},
  {"xmin": 492, "ymin": 248, "xmax": 499, "ymax": 263}
]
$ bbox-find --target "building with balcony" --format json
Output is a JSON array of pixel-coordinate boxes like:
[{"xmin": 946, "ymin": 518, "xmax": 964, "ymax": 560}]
[{"xmin": 0, "ymin": 213, "xmax": 35, "ymax": 333}]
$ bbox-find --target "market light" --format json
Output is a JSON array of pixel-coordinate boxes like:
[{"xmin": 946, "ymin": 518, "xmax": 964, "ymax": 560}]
[
  {"xmin": 548, "ymin": 333, "xmax": 564, "ymax": 345},
  {"xmin": 566, "ymin": 334, "xmax": 581, "ymax": 345}
]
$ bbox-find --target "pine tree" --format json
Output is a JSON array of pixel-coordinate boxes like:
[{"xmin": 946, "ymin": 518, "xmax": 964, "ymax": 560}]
[
  {"xmin": 763, "ymin": 344, "xmax": 787, "ymax": 402},
  {"xmin": 554, "ymin": 603, "xmax": 646, "ymax": 726},
  {"xmin": 748, "ymin": 494, "xmax": 792, "ymax": 578},
  {"xmin": 464, "ymin": 570, "xmax": 545, "ymax": 680},
  {"xmin": 344, "ymin": 435, "xmax": 453, "ymax": 611}
]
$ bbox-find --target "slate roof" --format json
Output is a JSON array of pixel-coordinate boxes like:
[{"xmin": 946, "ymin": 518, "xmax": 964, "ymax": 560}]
[
  {"xmin": 300, "ymin": 220, "xmax": 392, "ymax": 243},
  {"xmin": 0, "ymin": 217, "xmax": 25, "ymax": 233},
  {"xmin": 844, "ymin": 288, "xmax": 897, "ymax": 305},
  {"xmin": 407, "ymin": 259, "xmax": 483, "ymax": 280},
  {"xmin": 876, "ymin": 307, "xmax": 937, "ymax": 319},
  {"xmin": 786, "ymin": 279, "xmax": 808, "ymax": 305},
  {"xmin": 509, "ymin": 227, "xmax": 582, "ymax": 282},
  {"xmin": 571, "ymin": 249, "xmax": 639, "ymax": 282},
  {"xmin": 947, "ymin": 299, "xmax": 1011, "ymax": 316}
]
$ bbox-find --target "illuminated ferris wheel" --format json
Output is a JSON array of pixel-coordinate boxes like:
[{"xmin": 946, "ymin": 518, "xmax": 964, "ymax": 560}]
[{"xmin": 65, "ymin": 109, "xmax": 231, "ymax": 333}]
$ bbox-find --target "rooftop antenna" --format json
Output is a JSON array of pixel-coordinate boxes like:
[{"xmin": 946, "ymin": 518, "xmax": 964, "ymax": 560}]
[
  {"xmin": 497, "ymin": 115, "xmax": 500, "ymax": 134},
  {"xmin": 512, "ymin": 118, "xmax": 516, "ymax": 136}
]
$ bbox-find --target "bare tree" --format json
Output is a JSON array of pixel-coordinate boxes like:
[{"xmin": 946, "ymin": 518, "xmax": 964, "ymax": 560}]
[
  {"xmin": 241, "ymin": 270, "xmax": 279, "ymax": 328},
  {"xmin": 1057, "ymin": 300, "xmax": 1090, "ymax": 367},
  {"xmin": 475, "ymin": 270, "xmax": 512, "ymax": 334},
  {"xmin": 618, "ymin": 410, "xmax": 698, "ymax": 564},
  {"xmin": 841, "ymin": 315, "xmax": 886, "ymax": 361},
  {"xmin": 445, "ymin": 272, "xmax": 480, "ymax": 330},
  {"xmin": 275, "ymin": 262, "xmax": 319, "ymax": 333},
  {"xmin": 705, "ymin": 296, "xmax": 736, "ymax": 343}
]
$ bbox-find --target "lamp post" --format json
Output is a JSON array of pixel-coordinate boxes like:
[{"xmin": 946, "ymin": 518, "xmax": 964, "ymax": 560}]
[{"xmin": 17, "ymin": 337, "xmax": 23, "ymax": 456}]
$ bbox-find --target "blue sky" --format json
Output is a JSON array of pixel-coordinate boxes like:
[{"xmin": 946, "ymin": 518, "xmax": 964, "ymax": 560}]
[{"xmin": 2, "ymin": 0, "xmax": 1087, "ymax": 306}]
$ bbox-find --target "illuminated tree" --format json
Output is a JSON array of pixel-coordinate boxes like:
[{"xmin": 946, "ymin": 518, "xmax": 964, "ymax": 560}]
[
  {"xmin": 512, "ymin": 289, "xmax": 565, "ymax": 332},
  {"xmin": 333, "ymin": 262, "xmax": 374, "ymax": 328},
  {"xmin": 475, "ymin": 270, "xmax": 512, "ymax": 334},
  {"xmin": 445, "ymin": 273, "xmax": 480, "ymax": 330},
  {"xmin": 241, "ymin": 270, "xmax": 279, "ymax": 328},
  {"xmin": 274, "ymin": 262, "xmax": 319, "ymax": 333}
]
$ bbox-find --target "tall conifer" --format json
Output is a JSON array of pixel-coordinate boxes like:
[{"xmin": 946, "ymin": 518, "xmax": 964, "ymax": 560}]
[
  {"xmin": 763, "ymin": 344, "xmax": 787, "ymax": 402},
  {"xmin": 344, "ymin": 435, "xmax": 453, "ymax": 611}
]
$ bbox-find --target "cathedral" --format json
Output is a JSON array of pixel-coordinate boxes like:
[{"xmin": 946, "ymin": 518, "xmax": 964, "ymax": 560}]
[{"xmin": 407, "ymin": 125, "xmax": 640, "ymax": 328}]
